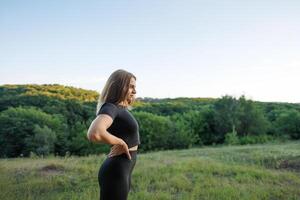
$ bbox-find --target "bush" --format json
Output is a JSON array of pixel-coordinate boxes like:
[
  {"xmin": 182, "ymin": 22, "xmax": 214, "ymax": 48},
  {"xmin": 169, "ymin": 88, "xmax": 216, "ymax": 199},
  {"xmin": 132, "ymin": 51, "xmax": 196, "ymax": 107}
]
[
  {"xmin": 239, "ymin": 134, "xmax": 275, "ymax": 145},
  {"xmin": 225, "ymin": 129, "xmax": 239, "ymax": 145}
]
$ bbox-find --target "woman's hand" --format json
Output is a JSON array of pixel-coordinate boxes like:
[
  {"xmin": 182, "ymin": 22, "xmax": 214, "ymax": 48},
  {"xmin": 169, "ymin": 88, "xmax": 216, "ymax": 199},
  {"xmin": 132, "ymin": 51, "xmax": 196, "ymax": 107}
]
[{"xmin": 107, "ymin": 139, "xmax": 132, "ymax": 160}]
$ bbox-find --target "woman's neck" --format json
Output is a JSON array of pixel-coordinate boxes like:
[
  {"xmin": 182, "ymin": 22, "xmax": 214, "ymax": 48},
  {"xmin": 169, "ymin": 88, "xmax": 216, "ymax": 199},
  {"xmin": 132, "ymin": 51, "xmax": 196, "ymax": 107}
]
[{"xmin": 118, "ymin": 101, "xmax": 129, "ymax": 108}]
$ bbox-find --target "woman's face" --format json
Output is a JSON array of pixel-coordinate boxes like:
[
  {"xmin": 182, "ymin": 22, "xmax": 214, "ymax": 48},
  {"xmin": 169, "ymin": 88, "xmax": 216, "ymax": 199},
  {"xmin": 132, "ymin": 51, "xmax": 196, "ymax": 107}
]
[{"xmin": 126, "ymin": 77, "xmax": 136, "ymax": 105}]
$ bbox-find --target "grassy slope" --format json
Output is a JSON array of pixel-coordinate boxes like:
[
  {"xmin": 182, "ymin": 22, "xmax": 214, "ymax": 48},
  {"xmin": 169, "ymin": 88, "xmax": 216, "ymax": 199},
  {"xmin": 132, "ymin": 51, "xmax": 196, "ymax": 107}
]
[{"xmin": 1, "ymin": 141, "xmax": 299, "ymax": 200}]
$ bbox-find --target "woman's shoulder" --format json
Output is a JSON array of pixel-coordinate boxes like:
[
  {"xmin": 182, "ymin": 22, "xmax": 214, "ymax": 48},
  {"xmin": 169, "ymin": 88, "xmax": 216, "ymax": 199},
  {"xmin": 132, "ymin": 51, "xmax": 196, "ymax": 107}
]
[
  {"xmin": 97, "ymin": 102, "xmax": 120, "ymax": 117},
  {"xmin": 100, "ymin": 102, "xmax": 118, "ymax": 109},
  {"xmin": 99, "ymin": 102, "xmax": 130, "ymax": 112}
]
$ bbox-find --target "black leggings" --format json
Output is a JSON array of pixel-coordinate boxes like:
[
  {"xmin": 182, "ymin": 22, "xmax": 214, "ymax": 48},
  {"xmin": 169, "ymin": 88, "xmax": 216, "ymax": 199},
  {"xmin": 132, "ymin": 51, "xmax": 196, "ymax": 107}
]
[{"xmin": 98, "ymin": 150, "xmax": 137, "ymax": 200}]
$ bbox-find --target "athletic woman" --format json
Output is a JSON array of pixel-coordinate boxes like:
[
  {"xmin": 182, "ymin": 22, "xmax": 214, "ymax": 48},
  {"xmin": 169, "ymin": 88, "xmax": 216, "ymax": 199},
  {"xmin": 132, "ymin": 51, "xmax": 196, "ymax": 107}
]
[{"xmin": 87, "ymin": 69, "xmax": 140, "ymax": 200}]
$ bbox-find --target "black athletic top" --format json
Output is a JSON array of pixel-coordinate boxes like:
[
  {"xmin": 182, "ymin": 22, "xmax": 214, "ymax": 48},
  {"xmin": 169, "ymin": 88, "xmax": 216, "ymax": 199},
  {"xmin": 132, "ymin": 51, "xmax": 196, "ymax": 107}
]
[{"xmin": 97, "ymin": 102, "xmax": 141, "ymax": 148}]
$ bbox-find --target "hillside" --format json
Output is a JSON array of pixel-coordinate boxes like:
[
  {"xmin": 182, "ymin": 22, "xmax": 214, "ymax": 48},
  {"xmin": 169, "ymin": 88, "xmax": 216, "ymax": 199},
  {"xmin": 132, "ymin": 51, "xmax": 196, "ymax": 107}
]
[
  {"xmin": 1, "ymin": 84, "xmax": 300, "ymax": 158},
  {"xmin": 0, "ymin": 84, "xmax": 99, "ymax": 102}
]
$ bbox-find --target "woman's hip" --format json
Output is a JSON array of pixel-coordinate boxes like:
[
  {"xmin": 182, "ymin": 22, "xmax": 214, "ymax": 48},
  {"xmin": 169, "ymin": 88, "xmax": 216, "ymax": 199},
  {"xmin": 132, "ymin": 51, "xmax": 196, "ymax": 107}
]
[{"xmin": 99, "ymin": 151, "xmax": 137, "ymax": 178}]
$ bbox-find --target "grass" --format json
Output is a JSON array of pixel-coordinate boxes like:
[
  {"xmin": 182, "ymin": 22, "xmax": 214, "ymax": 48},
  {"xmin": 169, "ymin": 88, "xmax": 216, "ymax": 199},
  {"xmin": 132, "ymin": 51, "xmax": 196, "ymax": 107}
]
[{"xmin": 1, "ymin": 141, "xmax": 300, "ymax": 200}]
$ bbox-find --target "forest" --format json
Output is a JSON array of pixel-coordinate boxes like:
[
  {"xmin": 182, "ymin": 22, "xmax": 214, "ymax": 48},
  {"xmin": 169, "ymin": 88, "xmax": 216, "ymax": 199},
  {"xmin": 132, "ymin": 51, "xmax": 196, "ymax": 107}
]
[{"xmin": 1, "ymin": 84, "xmax": 299, "ymax": 158}]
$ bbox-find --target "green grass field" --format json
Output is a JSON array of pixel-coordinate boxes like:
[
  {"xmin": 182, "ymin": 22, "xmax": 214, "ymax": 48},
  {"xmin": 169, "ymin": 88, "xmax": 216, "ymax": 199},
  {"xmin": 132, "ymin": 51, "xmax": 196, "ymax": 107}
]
[{"xmin": 1, "ymin": 141, "xmax": 300, "ymax": 200}]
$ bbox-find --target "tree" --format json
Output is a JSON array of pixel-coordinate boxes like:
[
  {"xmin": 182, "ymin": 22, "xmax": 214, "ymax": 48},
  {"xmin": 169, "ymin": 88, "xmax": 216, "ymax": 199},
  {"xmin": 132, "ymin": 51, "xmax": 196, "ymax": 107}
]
[
  {"xmin": 0, "ymin": 107, "xmax": 64, "ymax": 157},
  {"xmin": 213, "ymin": 95, "xmax": 240, "ymax": 143},
  {"xmin": 237, "ymin": 95, "xmax": 269, "ymax": 136},
  {"xmin": 133, "ymin": 111, "xmax": 195, "ymax": 152},
  {"xmin": 25, "ymin": 125, "xmax": 56, "ymax": 156},
  {"xmin": 274, "ymin": 109, "xmax": 300, "ymax": 139}
]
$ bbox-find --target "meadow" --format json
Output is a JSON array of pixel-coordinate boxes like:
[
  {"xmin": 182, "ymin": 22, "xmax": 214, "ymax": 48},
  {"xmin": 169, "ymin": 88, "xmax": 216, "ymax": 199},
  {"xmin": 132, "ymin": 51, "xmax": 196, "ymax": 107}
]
[{"xmin": 1, "ymin": 141, "xmax": 300, "ymax": 200}]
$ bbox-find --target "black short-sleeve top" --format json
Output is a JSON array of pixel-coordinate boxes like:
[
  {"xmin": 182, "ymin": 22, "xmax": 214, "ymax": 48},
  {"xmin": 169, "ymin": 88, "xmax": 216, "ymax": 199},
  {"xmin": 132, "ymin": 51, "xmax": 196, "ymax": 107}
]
[{"xmin": 97, "ymin": 102, "xmax": 141, "ymax": 148}]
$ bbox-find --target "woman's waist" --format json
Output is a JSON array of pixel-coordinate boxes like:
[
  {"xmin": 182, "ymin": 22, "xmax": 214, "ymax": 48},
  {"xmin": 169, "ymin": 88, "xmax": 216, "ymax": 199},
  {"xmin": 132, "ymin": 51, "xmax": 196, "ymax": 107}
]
[{"xmin": 128, "ymin": 145, "xmax": 138, "ymax": 151}]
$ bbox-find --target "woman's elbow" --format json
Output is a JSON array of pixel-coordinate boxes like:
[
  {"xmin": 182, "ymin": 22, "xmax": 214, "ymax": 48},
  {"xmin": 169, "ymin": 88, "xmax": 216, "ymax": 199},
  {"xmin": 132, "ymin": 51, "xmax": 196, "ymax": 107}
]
[
  {"xmin": 87, "ymin": 131, "xmax": 96, "ymax": 142},
  {"xmin": 87, "ymin": 132, "xmax": 93, "ymax": 142},
  {"xmin": 87, "ymin": 130, "xmax": 104, "ymax": 143}
]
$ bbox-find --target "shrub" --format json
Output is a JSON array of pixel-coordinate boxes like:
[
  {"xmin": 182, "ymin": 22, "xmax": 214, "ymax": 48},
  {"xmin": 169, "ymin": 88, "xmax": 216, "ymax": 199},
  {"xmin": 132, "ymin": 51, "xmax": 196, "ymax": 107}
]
[{"xmin": 225, "ymin": 129, "xmax": 239, "ymax": 145}]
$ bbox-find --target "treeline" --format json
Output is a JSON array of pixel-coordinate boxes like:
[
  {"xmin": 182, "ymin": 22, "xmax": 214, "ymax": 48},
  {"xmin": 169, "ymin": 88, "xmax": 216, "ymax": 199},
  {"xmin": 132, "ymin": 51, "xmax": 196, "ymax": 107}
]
[{"xmin": 0, "ymin": 84, "xmax": 299, "ymax": 158}]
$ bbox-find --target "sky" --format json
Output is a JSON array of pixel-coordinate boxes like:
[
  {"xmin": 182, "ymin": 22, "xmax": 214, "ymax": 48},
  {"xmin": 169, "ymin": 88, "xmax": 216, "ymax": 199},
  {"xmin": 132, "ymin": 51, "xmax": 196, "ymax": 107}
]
[{"xmin": 0, "ymin": 0, "xmax": 299, "ymax": 103}]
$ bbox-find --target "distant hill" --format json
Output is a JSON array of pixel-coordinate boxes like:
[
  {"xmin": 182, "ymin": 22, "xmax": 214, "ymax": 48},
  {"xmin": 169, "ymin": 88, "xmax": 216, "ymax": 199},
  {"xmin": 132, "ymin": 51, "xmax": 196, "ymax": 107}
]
[
  {"xmin": 1, "ymin": 84, "xmax": 299, "ymax": 112},
  {"xmin": 0, "ymin": 84, "xmax": 99, "ymax": 102},
  {"xmin": 0, "ymin": 84, "xmax": 220, "ymax": 113}
]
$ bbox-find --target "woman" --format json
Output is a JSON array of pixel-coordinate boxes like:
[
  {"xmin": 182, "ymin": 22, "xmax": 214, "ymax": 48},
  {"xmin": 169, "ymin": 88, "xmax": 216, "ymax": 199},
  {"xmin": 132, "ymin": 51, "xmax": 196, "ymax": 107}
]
[{"xmin": 87, "ymin": 69, "xmax": 140, "ymax": 200}]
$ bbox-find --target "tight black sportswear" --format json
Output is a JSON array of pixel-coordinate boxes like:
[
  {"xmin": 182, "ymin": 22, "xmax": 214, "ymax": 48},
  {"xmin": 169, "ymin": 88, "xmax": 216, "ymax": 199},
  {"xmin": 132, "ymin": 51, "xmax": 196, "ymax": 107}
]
[{"xmin": 98, "ymin": 150, "xmax": 137, "ymax": 200}]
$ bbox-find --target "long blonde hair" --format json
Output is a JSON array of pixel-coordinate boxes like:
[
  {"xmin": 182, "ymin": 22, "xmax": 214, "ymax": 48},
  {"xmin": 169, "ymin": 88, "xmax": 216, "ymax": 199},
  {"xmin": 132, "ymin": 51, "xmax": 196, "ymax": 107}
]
[{"xmin": 96, "ymin": 69, "xmax": 136, "ymax": 115}]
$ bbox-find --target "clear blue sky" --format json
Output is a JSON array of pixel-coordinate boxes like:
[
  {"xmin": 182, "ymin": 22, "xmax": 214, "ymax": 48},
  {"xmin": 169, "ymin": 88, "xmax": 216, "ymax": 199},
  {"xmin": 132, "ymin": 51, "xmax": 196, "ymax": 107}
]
[{"xmin": 1, "ymin": 0, "xmax": 299, "ymax": 103}]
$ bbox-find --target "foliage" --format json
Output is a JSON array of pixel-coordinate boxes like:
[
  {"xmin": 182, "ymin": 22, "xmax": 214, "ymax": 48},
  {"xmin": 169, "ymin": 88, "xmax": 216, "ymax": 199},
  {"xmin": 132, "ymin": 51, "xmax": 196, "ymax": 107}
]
[
  {"xmin": 224, "ymin": 128, "xmax": 239, "ymax": 145},
  {"xmin": 0, "ymin": 107, "xmax": 64, "ymax": 157},
  {"xmin": 274, "ymin": 109, "xmax": 300, "ymax": 139},
  {"xmin": 134, "ymin": 111, "xmax": 195, "ymax": 152},
  {"xmin": 1, "ymin": 84, "xmax": 300, "ymax": 157}
]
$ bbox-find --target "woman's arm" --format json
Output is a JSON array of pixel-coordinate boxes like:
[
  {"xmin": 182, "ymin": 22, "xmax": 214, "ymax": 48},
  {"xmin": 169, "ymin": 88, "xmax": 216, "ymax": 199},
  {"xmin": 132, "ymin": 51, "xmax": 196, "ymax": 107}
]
[
  {"xmin": 87, "ymin": 114, "xmax": 132, "ymax": 160},
  {"xmin": 87, "ymin": 114, "xmax": 122, "ymax": 145}
]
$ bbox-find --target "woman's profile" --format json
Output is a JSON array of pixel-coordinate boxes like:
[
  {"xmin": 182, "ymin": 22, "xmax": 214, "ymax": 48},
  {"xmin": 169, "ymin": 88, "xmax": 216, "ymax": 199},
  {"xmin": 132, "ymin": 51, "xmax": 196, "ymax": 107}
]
[{"xmin": 87, "ymin": 69, "xmax": 140, "ymax": 200}]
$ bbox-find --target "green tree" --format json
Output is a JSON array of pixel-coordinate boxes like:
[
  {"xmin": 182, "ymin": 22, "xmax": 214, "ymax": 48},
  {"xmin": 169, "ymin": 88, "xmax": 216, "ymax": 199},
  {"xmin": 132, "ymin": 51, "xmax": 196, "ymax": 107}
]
[
  {"xmin": 0, "ymin": 106, "xmax": 64, "ymax": 157},
  {"xmin": 25, "ymin": 125, "xmax": 57, "ymax": 156},
  {"xmin": 274, "ymin": 109, "xmax": 300, "ymax": 139},
  {"xmin": 213, "ymin": 95, "xmax": 240, "ymax": 143},
  {"xmin": 134, "ymin": 111, "xmax": 195, "ymax": 152},
  {"xmin": 237, "ymin": 95, "xmax": 269, "ymax": 136}
]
